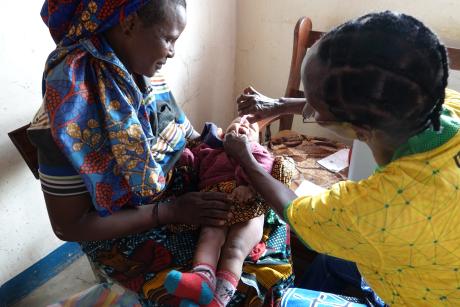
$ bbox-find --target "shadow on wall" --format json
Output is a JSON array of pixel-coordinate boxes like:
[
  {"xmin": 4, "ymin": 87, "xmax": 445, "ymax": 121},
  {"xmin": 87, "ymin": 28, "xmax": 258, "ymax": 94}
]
[{"xmin": 449, "ymin": 70, "xmax": 460, "ymax": 90}]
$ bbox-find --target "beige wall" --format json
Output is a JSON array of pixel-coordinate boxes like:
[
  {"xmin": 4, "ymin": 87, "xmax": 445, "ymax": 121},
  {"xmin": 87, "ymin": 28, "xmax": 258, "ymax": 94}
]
[
  {"xmin": 165, "ymin": 0, "xmax": 237, "ymax": 129},
  {"xmin": 235, "ymin": 0, "xmax": 460, "ymax": 140}
]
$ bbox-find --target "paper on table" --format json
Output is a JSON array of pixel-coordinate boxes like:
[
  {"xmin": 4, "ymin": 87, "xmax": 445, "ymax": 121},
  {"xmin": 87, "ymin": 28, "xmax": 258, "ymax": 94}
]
[
  {"xmin": 317, "ymin": 148, "xmax": 350, "ymax": 173},
  {"xmin": 295, "ymin": 180, "xmax": 326, "ymax": 196}
]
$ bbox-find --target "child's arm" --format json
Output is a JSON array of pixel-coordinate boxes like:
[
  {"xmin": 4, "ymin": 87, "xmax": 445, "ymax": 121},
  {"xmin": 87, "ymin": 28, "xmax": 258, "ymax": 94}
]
[{"xmin": 224, "ymin": 134, "xmax": 297, "ymax": 219}]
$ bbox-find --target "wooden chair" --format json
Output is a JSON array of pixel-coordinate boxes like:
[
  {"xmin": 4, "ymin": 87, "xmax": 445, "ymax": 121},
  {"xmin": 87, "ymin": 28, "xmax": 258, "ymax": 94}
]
[
  {"xmin": 261, "ymin": 17, "xmax": 323, "ymax": 142},
  {"xmin": 279, "ymin": 17, "xmax": 322, "ymax": 132}
]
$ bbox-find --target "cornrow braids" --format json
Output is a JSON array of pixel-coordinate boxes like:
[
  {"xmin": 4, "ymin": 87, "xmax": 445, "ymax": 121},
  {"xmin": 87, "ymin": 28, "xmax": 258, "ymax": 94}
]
[
  {"xmin": 138, "ymin": 0, "xmax": 187, "ymax": 26},
  {"xmin": 316, "ymin": 11, "xmax": 449, "ymax": 134},
  {"xmin": 430, "ymin": 43, "xmax": 450, "ymax": 131}
]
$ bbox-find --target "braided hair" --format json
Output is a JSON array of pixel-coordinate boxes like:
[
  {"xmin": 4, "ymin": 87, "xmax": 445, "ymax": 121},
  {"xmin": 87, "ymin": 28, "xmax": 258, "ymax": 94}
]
[
  {"xmin": 138, "ymin": 0, "xmax": 187, "ymax": 26},
  {"xmin": 314, "ymin": 11, "xmax": 449, "ymax": 135}
]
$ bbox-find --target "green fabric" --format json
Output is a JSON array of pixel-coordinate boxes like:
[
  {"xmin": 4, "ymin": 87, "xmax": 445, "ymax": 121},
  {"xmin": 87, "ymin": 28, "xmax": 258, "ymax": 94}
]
[
  {"xmin": 373, "ymin": 110, "xmax": 459, "ymax": 173},
  {"xmin": 391, "ymin": 114, "xmax": 460, "ymax": 161}
]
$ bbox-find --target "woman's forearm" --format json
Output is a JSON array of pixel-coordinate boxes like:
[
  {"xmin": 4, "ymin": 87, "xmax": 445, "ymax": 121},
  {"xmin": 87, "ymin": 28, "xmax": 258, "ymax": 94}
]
[
  {"xmin": 240, "ymin": 156, "xmax": 297, "ymax": 219},
  {"xmin": 45, "ymin": 193, "xmax": 160, "ymax": 242},
  {"xmin": 279, "ymin": 97, "xmax": 307, "ymax": 115},
  {"xmin": 72, "ymin": 205, "xmax": 158, "ymax": 241},
  {"xmin": 46, "ymin": 190, "xmax": 231, "ymax": 242},
  {"xmin": 255, "ymin": 98, "xmax": 307, "ymax": 128}
]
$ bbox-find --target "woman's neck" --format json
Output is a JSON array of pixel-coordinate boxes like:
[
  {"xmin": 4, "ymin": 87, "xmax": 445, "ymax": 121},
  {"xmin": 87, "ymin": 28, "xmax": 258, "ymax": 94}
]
[
  {"xmin": 366, "ymin": 130, "xmax": 409, "ymax": 166},
  {"xmin": 104, "ymin": 29, "xmax": 147, "ymax": 92},
  {"xmin": 104, "ymin": 27, "xmax": 132, "ymax": 74}
]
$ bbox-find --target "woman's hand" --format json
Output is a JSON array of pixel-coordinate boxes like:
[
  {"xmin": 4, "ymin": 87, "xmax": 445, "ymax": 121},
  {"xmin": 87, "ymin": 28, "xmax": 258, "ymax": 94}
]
[
  {"xmin": 223, "ymin": 132, "xmax": 254, "ymax": 166},
  {"xmin": 230, "ymin": 185, "xmax": 255, "ymax": 204},
  {"xmin": 224, "ymin": 131, "xmax": 298, "ymax": 218},
  {"xmin": 237, "ymin": 86, "xmax": 283, "ymax": 123},
  {"xmin": 160, "ymin": 192, "xmax": 233, "ymax": 226}
]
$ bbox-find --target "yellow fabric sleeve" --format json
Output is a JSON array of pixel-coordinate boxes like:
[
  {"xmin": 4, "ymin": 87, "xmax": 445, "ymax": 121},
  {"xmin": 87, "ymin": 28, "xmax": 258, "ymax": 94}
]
[
  {"xmin": 285, "ymin": 178, "xmax": 383, "ymax": 266},
  {"xmin": 444, "ymin": 88, "xmax": 460, "ymax": 118}
]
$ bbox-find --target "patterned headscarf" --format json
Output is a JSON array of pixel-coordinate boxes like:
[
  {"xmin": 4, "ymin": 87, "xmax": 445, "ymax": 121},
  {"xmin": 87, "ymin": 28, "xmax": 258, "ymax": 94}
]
[
  {"xmin": 41, "ymin": 0, "xmax": 191, "ymax": 216},
  {"xmin": 41, "ymin": 0, "xmax": 148, "ymax": 45}
]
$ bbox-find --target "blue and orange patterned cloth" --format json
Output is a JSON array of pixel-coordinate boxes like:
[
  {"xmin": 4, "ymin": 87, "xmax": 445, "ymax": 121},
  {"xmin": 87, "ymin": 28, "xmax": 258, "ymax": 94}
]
[
  {"xmin": 37, "ymin": 0, "xmax": 193, "ymax": 216},
  {"xmin": 41, "ymin": 0, "xmax": 148, "ymax": 45}
]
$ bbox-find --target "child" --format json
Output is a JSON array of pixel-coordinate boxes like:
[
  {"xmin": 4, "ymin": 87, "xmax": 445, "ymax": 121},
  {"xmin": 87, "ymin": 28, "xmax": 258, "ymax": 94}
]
[{"xmin": 164, "ymin": 117, "xmax": 274, "ymax": 307}]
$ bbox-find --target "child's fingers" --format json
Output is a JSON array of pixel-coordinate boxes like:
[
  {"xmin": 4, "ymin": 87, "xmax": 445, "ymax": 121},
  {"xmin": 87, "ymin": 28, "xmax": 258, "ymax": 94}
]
[{"xmin": 243, "ymin": 86, "xmax": 256, "ymax": 95}]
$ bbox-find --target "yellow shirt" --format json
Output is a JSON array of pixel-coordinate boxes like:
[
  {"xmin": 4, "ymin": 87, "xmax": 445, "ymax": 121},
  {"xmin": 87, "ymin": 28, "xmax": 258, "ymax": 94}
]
[{"xmin": 285, "ymin": 89, "xmax": 460, "ymax": 306}]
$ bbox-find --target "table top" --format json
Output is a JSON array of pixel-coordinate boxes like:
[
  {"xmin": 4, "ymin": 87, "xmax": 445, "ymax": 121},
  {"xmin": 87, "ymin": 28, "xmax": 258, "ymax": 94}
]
[{"xmin": 268, "ymin": 130, "xmax": 349, "ymax": 191}]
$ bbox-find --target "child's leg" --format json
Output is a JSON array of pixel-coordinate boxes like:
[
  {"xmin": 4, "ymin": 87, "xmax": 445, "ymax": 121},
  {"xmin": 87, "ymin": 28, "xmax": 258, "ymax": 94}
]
[
  {"xmin": 208, "ymin": 214, "xmax": 265, "ymax": 307},
  {"xmin": 194, "ymin": 226, "xmax": 228, "ymax": 267},
  {"xmin": 165, "ymin": 226, "xmax": 227, "ymax": 305}
]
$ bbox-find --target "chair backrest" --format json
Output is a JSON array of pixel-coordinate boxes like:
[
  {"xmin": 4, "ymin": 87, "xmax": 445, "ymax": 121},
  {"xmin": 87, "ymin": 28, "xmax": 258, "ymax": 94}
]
[
  {"xmin": 448, "ymin": 47, "xmax": 460, "ymax": 70},
  {"xmin": 261, "ymin": 17, "xmax": 323, "ymax": 141},
  {"xmin": 278, "ymin": 17, "xmax": 323, "ymax": 132}
]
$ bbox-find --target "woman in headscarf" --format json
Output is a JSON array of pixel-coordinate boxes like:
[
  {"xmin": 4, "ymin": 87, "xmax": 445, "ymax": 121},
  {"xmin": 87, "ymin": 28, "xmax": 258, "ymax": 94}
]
[{"xmin": 28, "ymin": 0, "xmax": 293, "ymax": 305}]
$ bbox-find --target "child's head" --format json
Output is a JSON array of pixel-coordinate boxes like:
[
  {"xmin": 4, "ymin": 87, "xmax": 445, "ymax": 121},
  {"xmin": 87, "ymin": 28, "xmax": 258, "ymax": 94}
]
[
  {"xmin": 302, "ymin": 11, "xmax": 448, "ymax": 138},
  {"xmin": 226, "ymin": 116, "xmax": 260, "ymax": 142}
]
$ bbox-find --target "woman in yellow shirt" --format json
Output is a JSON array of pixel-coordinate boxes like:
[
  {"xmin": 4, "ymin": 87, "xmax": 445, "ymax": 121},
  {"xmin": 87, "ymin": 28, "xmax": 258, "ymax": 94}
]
[{"xmin": 225, "ymin": 11, "xmax": 460, "ymax": 306}]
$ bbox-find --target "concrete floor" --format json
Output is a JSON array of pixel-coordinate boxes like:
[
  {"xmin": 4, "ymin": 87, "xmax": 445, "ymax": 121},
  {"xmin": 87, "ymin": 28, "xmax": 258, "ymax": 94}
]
[{"xmin": 13, "ymin": 256, "xmax": 98, "ymax": 307}]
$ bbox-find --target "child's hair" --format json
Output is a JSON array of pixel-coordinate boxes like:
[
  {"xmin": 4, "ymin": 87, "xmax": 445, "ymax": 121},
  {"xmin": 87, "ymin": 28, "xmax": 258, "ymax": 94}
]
[{"xmin": 313, "ymin": 11, "xmax": 449, "ymax": 135}]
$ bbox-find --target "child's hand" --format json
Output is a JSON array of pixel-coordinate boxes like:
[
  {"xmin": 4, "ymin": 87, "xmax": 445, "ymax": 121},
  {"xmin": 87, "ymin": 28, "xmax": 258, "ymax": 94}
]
[
  {"xmin": 230, "ymin": 185, "xmax": 255, "ymax": 204},
  {"xmin": 217, "ymin": 127, "xmax": 224, "ymax": 139}
]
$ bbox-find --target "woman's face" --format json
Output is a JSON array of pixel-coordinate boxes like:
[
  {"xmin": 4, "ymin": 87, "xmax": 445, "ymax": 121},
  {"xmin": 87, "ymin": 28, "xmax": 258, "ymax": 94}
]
[{"xmin": 122, "ymin": 4, "xmax": 186, "ymax": 77}]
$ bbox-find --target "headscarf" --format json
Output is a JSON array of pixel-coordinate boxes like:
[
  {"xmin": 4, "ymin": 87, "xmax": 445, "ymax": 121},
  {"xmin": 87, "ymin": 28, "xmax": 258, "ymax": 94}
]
[
  {"xmin": 41, "ymin": 0, "xmax": 148, "ymax": 45},
  {"xmin": 40, "ymin": 0, "xmax": 191, "ymax": 216}
]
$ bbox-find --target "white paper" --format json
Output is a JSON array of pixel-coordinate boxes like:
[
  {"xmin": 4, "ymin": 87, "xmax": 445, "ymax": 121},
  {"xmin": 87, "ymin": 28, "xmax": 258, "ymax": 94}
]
[
  {"xmin": 295, "ymin": 180, "xmax": 326, "ymax": 196},
  {"xmin": 317, "ymin": 148, "xmax": 350, "ymax": 173}
]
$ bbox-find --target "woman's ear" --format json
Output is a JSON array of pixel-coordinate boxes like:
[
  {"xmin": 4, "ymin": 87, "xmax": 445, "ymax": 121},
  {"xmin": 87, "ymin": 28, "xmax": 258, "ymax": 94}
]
[
  {"xmin": 352, "ymin": 125, "xmax": 372, "ymax": 142},
  {"xmin": 119, "ymin": 13, "xmax": 138, "ymax": 36}
]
